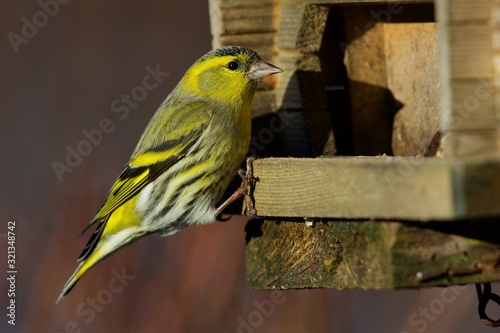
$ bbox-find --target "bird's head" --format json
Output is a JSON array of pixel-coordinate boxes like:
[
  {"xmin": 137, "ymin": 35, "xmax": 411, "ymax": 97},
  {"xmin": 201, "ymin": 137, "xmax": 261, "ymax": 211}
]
[{"xmin": 178, "ymin": 46, "xmax": 282, "ymax": 104}]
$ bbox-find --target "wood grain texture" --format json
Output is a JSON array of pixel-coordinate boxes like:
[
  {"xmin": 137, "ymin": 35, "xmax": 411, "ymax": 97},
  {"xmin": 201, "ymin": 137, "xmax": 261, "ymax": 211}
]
[
  {"xmin": 340, "ymin": 4, "xmax": 439, "ymax": 156},
  {"xmin": 436, "ymin": 0, "xmax": 497, "ymax": 157},
  {"xmin": 209, "ymin": 0, "xmax": 277, "ymax": 37},
  {"xmin": 448, "ymin": 26, "xmax": 493, "ymax": 79},
  {"xmin": 246, "ymin": 219, "xmax": 500, "ymax": 289},
  {"xmin": 440, "ymin": 79, "xmax": 495, "ymax": 131},
  {"xmin": 343, "ymin": 10, "xmax": 392, "ymax": 155},
  {"xmin": 252, "ymin": 157, "xmax": 500, "ymax": 220},
  {"xmin": 230, "ymin": 0, "xmax": 500, "ymax": 292},
  {"xmin": 440, "ymin": 130, "xmax": 500, "ymax": 158},
  {"xmin": 274, "ymin": 53, "xmax": 303, "ymax": 110},
  {"xmin": 295, "ymin": 5, "xmax": 329, "ymax": 54},
  {"xmin": 277, "ymin": 1, "xmax": 308, "ymax": 51},
  {"xmin": 441, "ymin": 0, "xmax": 492, "ymax": 23},
  {"xmin": 385, "ymin": 23, "xmax": 440, "ymax": 156}
]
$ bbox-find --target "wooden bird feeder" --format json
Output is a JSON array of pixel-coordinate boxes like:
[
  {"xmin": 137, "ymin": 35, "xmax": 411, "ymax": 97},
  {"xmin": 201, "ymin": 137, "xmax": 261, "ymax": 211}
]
[{"xmin": 209, "ymin": 0, "xmax": 500, "ymax": 290}]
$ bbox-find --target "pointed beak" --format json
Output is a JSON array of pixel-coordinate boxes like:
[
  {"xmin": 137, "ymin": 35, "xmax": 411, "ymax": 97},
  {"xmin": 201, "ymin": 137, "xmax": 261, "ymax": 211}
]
[{"xmin": 247, "ymin": 60, "xmax": 283, "ymax": 80}]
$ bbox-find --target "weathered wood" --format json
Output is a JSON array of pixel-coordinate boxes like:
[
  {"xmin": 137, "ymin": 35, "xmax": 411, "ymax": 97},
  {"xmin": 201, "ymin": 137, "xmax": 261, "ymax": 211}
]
[
  {"xmin": 440, "ymin": 129, "xmax": 499, "ymax": 157},
  {"xmin": 277, "ymin": 0, "xmax": 432, "ymax": 43},
  {"xmin": 209, "ymin": 0, "xmax": 277, "ymax": 39},
  {"xmin": 210, "ymin": 0, "xmax": 500, "ymax": 293},
  {"xmin": 252, "ymin": 157, "xmax": 500, "ymax": 220},
  {"xmin": 274, "ymin": 54, "xmax": 302, "ymax": 109},
  {"xmin": 436, "ymin": 0, "xmax": 498, "ymax": 157},
  {"xmin": 246, "ymin": 219, "xmax": 500, "ymax": 289},
  {"xmin": 445, "ymin": 0, "xmax": 492, "ymax": 22},
  {"xmin": 277, "ymin": 1, "xmax": 309, "ymax": 51},
  {"xmin": 274, "ymin": 3, "xmax": 336, "ymax": 156},
  {"xmin": 295, "ymin": 5, "xmax": 329, "ymax": 54},
  {"xmin": 341, "ymin": 4, "xmax": 438, "ymax": 156},
  {"xmin": 385, "ymin": 23, "xmax": 440, "ymax": 156},
  {"xmin": 440, "ymin": 80, "xmax": 495, "ymax": 131},
  {"xmin": 343, "ymin": 13, "xmax": 392, "ymax": 155}
]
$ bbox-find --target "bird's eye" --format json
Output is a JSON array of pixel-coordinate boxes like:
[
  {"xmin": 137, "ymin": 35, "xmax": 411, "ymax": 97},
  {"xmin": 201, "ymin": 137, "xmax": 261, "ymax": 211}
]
[{"xmin": 227, "ymin": 61, "xmax": 239, "ymax": 71}]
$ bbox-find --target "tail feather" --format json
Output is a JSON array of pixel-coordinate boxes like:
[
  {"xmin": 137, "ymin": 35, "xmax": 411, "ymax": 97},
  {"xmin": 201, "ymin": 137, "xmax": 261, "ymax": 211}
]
[
  {"xmin": 58, "ymin": 195, "xmax": 145, "ymax": 303},
  {"xmin": 57, "ymin": 249, "xmax": 104, "ymax": 303},
  {"xmin": 57, "ymin": 227, "xmax": 141, "ymax": 303},
  {"xmin": 57, "ymin": 261, "xmax": 89, "ymax": 303},
  {"xmin": 78, "ymin": 218, "xmax": 107, "ymax": 261}
]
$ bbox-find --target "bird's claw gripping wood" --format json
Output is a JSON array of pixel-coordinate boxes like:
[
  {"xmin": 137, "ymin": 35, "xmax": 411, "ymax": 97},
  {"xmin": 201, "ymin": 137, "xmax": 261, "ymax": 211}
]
[{"xmin": 215, "ymin": 156, "xmax": 257, "ymax": 218}]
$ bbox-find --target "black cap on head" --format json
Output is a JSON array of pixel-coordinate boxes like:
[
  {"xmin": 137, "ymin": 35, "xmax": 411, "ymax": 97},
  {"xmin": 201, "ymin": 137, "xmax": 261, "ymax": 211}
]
[{"xmin": 201, "ymin": 46, "xmax": 260, "ymax": 63}]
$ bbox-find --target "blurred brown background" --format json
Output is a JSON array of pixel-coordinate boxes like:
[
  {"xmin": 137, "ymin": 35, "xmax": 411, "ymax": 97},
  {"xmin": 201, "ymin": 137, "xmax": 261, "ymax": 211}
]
[{"xmin": 0, "ymin": 1, "xmax": 497, "ymax": 332}]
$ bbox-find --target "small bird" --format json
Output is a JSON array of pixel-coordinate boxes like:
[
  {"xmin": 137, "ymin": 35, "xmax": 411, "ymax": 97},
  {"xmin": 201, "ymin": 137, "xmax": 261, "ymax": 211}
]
[{"xmin": 57, "ymin": 46, "xmax": 282, "ymax": 302}]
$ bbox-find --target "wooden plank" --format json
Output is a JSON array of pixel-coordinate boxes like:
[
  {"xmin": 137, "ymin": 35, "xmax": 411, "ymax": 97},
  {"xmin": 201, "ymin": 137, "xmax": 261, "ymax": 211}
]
[
  {"xmin": 440, "ymin": 79, "xmax": 495, "ymax": 131},
  {"xmin": 275, "ymin": 2, "xmax": 441, "ymax": 157},
  {"xmin": 327, "ymin": 4, "xmax": 437, "ymax": 155},
  {"xmin": 274, "ymin": 54, "xmax": 302, "ymax": 109},
  {"xmin": 440, "ymin": 130, "xmax": 499, "ymax": 158},
  {"xmin": 384, "ymin": 23, "xmax": 440, "ymax": 156},
  {"xmin": 460, "ymin": 159, "xmax": 500, "ymax": 216},
  {"xmin": 253, "ymin": 157, "xmax": 453, "ymax": 219},
  {"xmin": 292, "ymin": 6, "xmax": 331, "ymax": 156},
  {"xmin": 436, "ymin": 0, "xmax": 496, "ymax": 157},
  {"xmin": 274, "ymin": 4, "xmax": 336, "ymax": 156},
  {"xmin": 209, "ymin": 0, "xmax": 277, "ymax": 37},
  {"xmin": 251, "ymin": 157, "xmax": 500, "ymax": 220},
  {"xmin": 440, "ymin": 0, "xmax": 492, "ymax": 23},
  {"xmin": 296, "ymin": 54, "xmax": 335, "ymax": 156},
  {"xmin": 277, "ymin": 1, "xmax": 308, "ymax": 51},
  {"xmin": 295, "ymin": 5, "xmax": 329, "ymax": 54},
  {"xmin": 448, "ymin": 26, "xmax": 493, "ymax": 79},
  {"xmin": 297, "ymin": 0, "xmax": 432, "ymax": 4},
  {"xmin": 342, "ymin": 10, "xmax": 392, "ymax": 155},
  {"xmin": 261, "ymin": 53, "xmax": 313, "ymax": 157},
  {"xmin": 246, "ymin": 219, "xmax": 500, "ymax": 290}
]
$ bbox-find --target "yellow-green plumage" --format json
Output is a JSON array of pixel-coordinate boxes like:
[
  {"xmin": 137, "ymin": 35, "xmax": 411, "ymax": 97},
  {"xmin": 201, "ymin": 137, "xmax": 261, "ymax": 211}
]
[{"xmin": 57, "ymin": 46, "xmax": 282, "ymax": 302}]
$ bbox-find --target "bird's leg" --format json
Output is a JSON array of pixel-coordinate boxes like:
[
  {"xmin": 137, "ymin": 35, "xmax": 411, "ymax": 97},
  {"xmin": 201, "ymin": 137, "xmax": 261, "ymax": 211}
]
[
  {"xmin": 241, "ymin": 155, "xmax": 257, "ymax": 217},
  {"xmin": 215, "ymin": 156, "xmax": 257, "ymax": 218}
]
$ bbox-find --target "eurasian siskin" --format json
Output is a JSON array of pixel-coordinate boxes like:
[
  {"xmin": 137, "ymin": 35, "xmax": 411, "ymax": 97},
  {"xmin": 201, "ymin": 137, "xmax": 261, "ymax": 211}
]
[{"xmin": 57, "ymin": 46, "xmax": 282, "ymax": 302}]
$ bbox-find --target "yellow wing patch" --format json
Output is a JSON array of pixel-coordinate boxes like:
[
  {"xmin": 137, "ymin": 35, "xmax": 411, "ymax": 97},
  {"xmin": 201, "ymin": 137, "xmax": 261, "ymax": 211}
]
[
  {"xmin": 92, "ymin": 168, "xmax": 150, "ymax": 221},
  {"xmin": 130, "ymin": 151, "xmax": 175, "ymax": 168},
  {"xmin": 85, "ymin": 100, "xmax": 212, "ymax": 230}
]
